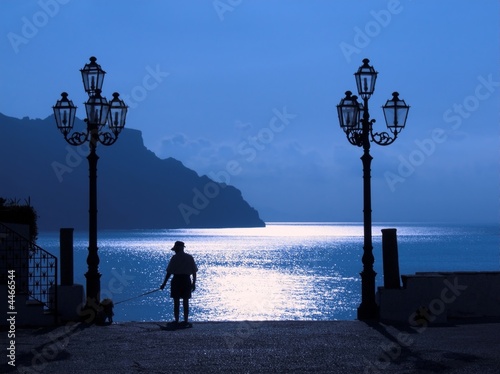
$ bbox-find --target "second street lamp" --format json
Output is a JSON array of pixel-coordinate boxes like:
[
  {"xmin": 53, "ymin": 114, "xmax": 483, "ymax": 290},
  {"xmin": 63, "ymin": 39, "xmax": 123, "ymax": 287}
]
[
  {"xmin": 53, "ymin": 56, "xmax": 128, "ymax": 318},
  {"xmin": 337, "ymin": 58, "xmax": 409, "ymax": 320}
]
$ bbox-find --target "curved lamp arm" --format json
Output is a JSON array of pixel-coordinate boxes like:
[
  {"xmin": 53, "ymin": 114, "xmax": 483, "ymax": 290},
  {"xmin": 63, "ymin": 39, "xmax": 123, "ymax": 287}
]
[
  {"xmin": 65, "ymin": 131, "xmax": 91, "ymax": 146},
  {"xmin": 369, "ymin": 130, "xmax": 398, "ymax": 146},
  {"xmin": 344, "ymin": 129, "xmax": 363, "ymax": 147},
  {"xmin": 98, "ymin": 92, "xmax": 128, "ymax": 146},
  {"xmin": 369, "ymin": 91, "xmax": 409, "ymax": 146},
  {"xmin": 54, "ymin": 91, "xmax": 127, "ymax": 148},
  {"xmin": 98, "ymin": 131, "xmax": 120, "ymax": 146}
]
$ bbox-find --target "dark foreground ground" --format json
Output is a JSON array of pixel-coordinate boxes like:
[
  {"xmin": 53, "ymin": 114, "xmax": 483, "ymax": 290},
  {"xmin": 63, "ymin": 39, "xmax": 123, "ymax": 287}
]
[{"xmin": 2, "ymin": 319, "xmax": 500, "ymax": 373}]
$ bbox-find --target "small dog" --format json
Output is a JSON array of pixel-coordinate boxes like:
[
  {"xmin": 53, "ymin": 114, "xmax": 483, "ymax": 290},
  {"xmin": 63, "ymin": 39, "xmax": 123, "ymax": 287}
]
[{"xmin": 96, "ymin": 298, "xmax": 114, "ymax": 324}]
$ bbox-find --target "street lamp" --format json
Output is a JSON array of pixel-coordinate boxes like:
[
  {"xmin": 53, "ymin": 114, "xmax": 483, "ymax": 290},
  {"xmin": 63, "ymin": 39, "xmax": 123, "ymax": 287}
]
[
  {"xmin": 337, "ymin": 58, "xmax": 409, "ymax": 320},
  {"xmin": 53, "ymin": 56, "xmax": 128, "ymax": 317}
]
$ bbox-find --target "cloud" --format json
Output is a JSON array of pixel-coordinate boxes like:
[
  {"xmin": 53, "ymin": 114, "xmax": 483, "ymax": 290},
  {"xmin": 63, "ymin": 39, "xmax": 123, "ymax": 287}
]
[
  {"xmin": 157, "ymin": 133, "xmax": 225, "ymax": 171},
  {"xmin": 234, "ymin": 119, "xmax": 252, "ymax": 132},
  {"xmin": 155, "ymin": 124, "xmax": 499, "ymax": 224},
  {"xmin": 159, "ymin": 130, "xmax": 334, "ymax": 177},
  {"xmin": 155, "ymin": 131, "xmax": 355, "ymax": 221}
]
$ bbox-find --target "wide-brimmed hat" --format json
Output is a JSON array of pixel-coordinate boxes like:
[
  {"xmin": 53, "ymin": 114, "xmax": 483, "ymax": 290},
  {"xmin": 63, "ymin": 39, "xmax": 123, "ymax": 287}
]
[{"xmin": 171, "ymin": 241, "xmax": 185, "ymax": 251}]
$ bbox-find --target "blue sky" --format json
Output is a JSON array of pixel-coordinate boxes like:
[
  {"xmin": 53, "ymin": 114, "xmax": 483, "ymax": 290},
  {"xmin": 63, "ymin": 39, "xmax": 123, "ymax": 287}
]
[{"xmin": 1, "ymin": 0, "xmax": 499, "ymax": 224}]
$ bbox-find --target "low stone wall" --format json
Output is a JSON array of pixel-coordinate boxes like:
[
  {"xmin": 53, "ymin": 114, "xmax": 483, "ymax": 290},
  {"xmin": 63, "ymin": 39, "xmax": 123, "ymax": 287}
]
[
  {"xmin": 377, "ymin": 271, "xmax": 500, "ymax": 324},
  {"xmin": 0, "ymin": 286, "xmax": 56, "ymax": 326}
]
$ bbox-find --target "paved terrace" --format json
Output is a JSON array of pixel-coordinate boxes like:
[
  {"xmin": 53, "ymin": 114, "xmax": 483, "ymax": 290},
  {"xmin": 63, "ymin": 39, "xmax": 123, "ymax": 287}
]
[{"xmin": 2, "ymin": 319, "xmax": 500, "ymax": 373}]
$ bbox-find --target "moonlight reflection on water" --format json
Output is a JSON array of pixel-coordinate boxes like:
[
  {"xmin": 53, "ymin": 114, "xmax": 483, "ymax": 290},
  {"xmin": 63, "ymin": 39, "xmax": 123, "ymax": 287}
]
[{"xmin": 36, "ymin": 223, "xmax": 498, "ymax": 322}]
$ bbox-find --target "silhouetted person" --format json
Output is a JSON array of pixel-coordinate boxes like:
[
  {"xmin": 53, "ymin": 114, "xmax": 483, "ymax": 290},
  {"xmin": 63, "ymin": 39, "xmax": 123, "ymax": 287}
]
[{"xmin": 160, "ymin": 241, "xmax": 198, "ymax": 326}]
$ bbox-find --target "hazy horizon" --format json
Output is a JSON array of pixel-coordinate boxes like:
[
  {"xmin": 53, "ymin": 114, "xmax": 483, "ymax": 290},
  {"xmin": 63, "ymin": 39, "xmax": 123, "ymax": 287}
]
[{"xmin": 1, "ymin": 1, "xmax": 498, "ymax": 225}]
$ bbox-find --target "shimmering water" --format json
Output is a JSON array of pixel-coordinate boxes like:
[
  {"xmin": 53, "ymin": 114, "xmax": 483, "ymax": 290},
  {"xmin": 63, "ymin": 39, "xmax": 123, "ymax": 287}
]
[{"xmin": 36, "ymin": 222, "xmax": 499, "ymax": 322}]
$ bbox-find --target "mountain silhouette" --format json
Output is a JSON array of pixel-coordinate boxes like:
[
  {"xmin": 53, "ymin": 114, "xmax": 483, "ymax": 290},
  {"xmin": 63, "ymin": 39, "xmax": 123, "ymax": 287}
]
[{"xmin": 0, "ymin": 113, "xmax": 265, "ymax": 230}]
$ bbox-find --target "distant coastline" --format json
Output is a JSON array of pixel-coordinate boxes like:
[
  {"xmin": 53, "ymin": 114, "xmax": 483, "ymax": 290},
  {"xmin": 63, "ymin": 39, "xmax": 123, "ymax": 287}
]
[{"xmin": 0, "ymin": 113, "xmax": 265, "ymax": 230}]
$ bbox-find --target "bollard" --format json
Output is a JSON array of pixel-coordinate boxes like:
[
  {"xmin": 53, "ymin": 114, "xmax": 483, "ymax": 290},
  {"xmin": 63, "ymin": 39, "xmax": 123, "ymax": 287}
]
[
  {"xmin": 60, "ymin": 228, "xmax": 74, "ymax": 286},
  {"xmin": 381, "ymin": 228, "xmax": 401, "ymax": 289}
]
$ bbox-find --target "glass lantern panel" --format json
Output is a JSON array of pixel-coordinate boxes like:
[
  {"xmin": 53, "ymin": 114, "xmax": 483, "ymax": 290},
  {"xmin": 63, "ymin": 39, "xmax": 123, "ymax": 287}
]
[
  {"xmin": 81, "ymin": 57, "xmax": 106, "ymax": 94},
  {"xmin": 354, "ymin": 59, "xmax": 378, "ymax": 99},
  {"xmin": 383, "ymin": 95, "xmax": 409, "ymax": 131},
  {"xmin": 108, "ymin": 107, "xmax": 127, "ymax": 132},
  {"xmin": 53, "ymin": 93, "xmax": 77, "ymax": 135},
  {"xmin": 108, "ymin": 93, "xmax": 128, "ymax": 133},
  {"xmin": 337, "ymin": 104, "xmax": 360, "ymax": 129},
  {"xmin": 85, "ymin": 96, "xmax": 109, "ymax": 127}
]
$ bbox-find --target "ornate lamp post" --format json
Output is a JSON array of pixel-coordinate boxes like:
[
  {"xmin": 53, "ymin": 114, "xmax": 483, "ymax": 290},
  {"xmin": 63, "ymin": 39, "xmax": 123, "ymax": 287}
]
[
  {"xmin": 337, "ymin": 58, "xmax": 409, "ymax": 320},
  {"xmin": 53, "ymin": 57, "xmax": 128, "ymax": 315}
]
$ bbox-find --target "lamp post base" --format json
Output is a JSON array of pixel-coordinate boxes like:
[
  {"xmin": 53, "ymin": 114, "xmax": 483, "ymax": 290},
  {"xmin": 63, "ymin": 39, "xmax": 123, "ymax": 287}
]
[
  {"xmin": 357, "ymin": 268, "xmax": 379, "ymax": 320},
  {"xmin": 357, "ymin": 302, "xmax": 379, "ymax": 320},
  {"xmin": 83, "ymin": 270, "xmax": 101, "ymax": 323}
]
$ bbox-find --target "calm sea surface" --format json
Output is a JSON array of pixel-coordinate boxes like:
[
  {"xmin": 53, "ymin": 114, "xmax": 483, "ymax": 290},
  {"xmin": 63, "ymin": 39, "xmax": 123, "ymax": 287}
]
[{"xmin": 36, "ymin": 222, "xmax": 499, "ymax": 322}]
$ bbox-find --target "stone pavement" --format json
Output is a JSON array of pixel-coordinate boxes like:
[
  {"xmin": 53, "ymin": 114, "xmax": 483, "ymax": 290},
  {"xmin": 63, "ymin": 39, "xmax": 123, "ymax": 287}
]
[{"xmin": 2, "ymin": 319, "xmax": 500, "ymax": 373}]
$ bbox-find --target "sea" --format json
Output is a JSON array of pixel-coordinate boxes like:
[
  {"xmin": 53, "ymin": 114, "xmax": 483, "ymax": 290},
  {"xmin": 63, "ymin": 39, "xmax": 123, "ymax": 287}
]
[{"xmin": 36, "ymin": 222, "xmax": 499, "ymax": 322}]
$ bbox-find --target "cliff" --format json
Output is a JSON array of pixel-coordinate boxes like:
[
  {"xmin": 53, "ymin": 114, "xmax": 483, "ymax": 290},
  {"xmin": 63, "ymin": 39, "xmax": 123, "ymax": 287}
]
[{"xmin": 0, "ymin": 113, "xmax": 265, "ymax": 230}]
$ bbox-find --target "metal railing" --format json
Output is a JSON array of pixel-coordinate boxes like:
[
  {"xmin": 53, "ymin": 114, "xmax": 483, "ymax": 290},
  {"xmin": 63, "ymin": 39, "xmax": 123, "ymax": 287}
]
[{"xmin": 0, "ymin": 222, "xmax": 58, "ymax": 317}]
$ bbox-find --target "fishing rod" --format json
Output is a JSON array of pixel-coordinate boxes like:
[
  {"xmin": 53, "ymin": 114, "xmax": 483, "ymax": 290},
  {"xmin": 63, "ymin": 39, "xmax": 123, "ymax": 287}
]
[{"xmin": 114, "ymin": 288, "xmax": 161, "ymax": 305}]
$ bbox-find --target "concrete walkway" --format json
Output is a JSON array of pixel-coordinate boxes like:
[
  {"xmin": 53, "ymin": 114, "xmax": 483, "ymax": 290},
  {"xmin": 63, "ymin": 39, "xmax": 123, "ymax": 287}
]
[{"xmin": 2, "ymin": 319, "xmax": 500, "ymax": 373}]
